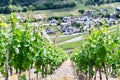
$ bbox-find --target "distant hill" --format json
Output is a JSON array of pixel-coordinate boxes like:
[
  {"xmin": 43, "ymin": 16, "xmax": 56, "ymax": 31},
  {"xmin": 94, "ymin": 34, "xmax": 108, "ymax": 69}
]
[
  {"xmin": 0, "ymin": 0, "xmax": 120, "ymax": 7},
  {"xmin": 0, "ymin": 0, "xmax": 38, "ymax": 7},
  {"xmin": 0, "ymin": 0, "xmax": 67, "ymax": 7},
  {"xmin": 0, "ymin": 0, "xmax": 120, "ymax": 14},
  {"xmin": 0, "ymin": 0, "xmax": 76, "ymax": 14}
]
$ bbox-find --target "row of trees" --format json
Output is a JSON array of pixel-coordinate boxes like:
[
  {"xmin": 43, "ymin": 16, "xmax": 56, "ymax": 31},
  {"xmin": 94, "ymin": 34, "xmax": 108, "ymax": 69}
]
[
  {"xmin": 0, "ymin": 5, "xmax": 34, "ymax": 14},
  {"xmin": 33, "ymin": 1, "xmax": 76, "ymax": 10},
  {"xmin": 0, "ymin": 0, "xmax": 37, "ymax": 7}
]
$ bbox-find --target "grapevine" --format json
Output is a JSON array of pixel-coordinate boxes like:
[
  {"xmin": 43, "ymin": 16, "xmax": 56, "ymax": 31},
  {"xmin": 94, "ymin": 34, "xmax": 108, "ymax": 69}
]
[
  {"xmin": 71, "ymin": 26, "xmax": 120, "ymax": 80},
  {"xmin": 0, "ymin": 13, "xmax": 68, "ymax": 80}
]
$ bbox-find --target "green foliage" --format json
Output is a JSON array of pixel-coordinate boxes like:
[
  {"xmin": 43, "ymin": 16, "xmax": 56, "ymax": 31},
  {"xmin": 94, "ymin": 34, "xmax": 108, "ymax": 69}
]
[
  {"xmin": 0, "ymin": 13, "xmax": 68, "ymax": 78},
  {"xmin": 0, "ymin": 15, "xmax": 8, "ymax": 76},
  {"xmin": 71, "ymin": 26, "xmax": 120, "ymax": 79},
  {"xmin": 78, "ymin": 9, "xmax": 85, "ymax": 14},
  {"xmin": 18, "ymin": 74, "xmax": 27, "ymax": 80},
  {"xmin": 28, "ymin": 5, "xmax": 35, "ymax": 11},
  {"xmin": 22, "ymin": 6, "xmax": 28, "ymax": 12},
  {"xmin": 0, "ymin": 0, "xmax": 120, "ymax": 14},
  {"xmin": 48, "ymin": 16, "xmax": 63, "ymax": 20},
  {"xmin": 60, "ymin": 41, "xmax": 82, "ymax": 50},
  {"xmin": 0, "ymin": 0, "xmax": 76, "ymax": 14},
  {"xmin": 33, "ymin": 1, "xmax": 76, "ymax": 10},
  {"xmin": 84, "ymin": 0, "xmax": 120, "ymax": 6}
]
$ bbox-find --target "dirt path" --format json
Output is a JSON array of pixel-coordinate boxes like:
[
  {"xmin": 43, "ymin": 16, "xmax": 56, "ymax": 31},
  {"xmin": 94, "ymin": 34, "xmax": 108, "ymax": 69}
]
[
  {"xmin": 0, "ymin": 59, "xmax": 77, "ymax": 80},
  {"xmin": 44, "ymin": 58, "xmax": 77, "ymax": 80},
  {"xmin": 0, "ymin": 58, "xmax": 119, "ymax": 80}
]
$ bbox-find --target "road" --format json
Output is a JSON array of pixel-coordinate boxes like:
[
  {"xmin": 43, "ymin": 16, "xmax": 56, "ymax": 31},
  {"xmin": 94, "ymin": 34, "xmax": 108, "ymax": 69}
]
[
  {"xmin": 50, "ymin": 33, "xmax": 86, "ymax": 38},
  {"xmin": 42, "ymin": 29, "xmax": 53, "ymax": 44},
  {"xmin": 57, "ymin": 35, "xmax": 86, "ymax": 45}
]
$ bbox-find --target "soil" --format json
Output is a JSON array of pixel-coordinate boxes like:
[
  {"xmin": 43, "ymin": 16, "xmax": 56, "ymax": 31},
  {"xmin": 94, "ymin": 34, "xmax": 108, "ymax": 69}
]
[
  {"xmin": 44, "ymin": 58, "xmax": 77, "ymax": 80},
  {"xmin": 0, "ymin": 59, "xmax": 119, "ymax": 80}
]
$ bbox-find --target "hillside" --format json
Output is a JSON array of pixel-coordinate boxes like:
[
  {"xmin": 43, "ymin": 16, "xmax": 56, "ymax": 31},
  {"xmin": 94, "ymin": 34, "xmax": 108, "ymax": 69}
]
[
  {"xmin": 0, "ymin": 0, "xmax": 37, "ymax": 6},
  {"xmin": 0, "ymin": 0, "xmax": 76, "ymax": 14},
  {"xmin": 0, "ymin": 0, "xmax": 70, "ymax": 6},
  {"xmin": 0, "ymin": 0, "xmax": 120, "ymax": 7},
  {"xmin": 0, "ymin": 0, "xmax": 120, "ymax": 14}
]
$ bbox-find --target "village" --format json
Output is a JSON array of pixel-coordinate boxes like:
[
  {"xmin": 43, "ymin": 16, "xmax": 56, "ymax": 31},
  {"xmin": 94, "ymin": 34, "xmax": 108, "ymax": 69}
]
[{"xmin": 45, "ymin": 6, "xmax": 120, "ymax": 36}]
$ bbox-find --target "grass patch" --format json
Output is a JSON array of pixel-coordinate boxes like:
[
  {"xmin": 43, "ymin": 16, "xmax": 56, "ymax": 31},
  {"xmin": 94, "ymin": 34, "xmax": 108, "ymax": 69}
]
[
  {"xmin": 92, "ymin": 3, "xmax": 120, "ymax": 13},
  {"xmin": 59, "ymin": 25, "xmax": 120, "ymax": 50},
  {"xmin": 107, "ymin": 25, "xmax": 120, "ymax": 31},
  {"xmin": 59, "ymin": 41, "xmax": 82, "ymax": 50},
  {"xmin": 51, "ymin": 34, "xmax": 82, "ymax": 43}
]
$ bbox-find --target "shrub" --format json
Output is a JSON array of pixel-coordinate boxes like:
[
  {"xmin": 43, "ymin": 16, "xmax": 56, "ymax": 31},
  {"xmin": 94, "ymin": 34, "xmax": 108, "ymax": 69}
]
[
  {"xmin": 78, "ymin": 9, "xmax": 85, "ymax": 14},
  {"xmin": 22, "ymin": 6, "xmax": 28, "ymax": 12},
  {"xmin": 48, "ymin": 16, "xmax": 63, "ymax": 20},
  {"xmin": 28, "ymin": 5, "xmax": 35, "ymax": 11},
  {"xmin": 0, "ymin": 6, "xmax": 10, "ymax": 14}
]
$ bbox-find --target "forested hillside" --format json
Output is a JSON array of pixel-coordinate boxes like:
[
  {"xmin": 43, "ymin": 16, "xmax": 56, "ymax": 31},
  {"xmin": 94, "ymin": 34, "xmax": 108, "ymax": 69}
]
[
  {"xmin": 0, "ymin": 0, "xmax": 120, "ymax": 14},
  {"xmin": 0, "ymin": 0, "xmax": 120, "ymax": 7},
  {"xmin": 0, "ymin": 0, "xmax": 38, "ymax": 6},
  {"xmin": 0, "ymin": 0, "xmax": 76, "ymax": 14},
  {"xmin": 79, "ymin": 0, "xmax": 120, "ymax": 5}
]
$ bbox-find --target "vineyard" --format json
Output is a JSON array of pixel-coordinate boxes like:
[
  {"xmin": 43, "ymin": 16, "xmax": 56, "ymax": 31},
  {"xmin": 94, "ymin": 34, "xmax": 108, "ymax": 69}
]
[
  {"xmin": 0, "ymin": 13, "xmax": 68, "ymax": 80},
  {"xmin": 0, "ymin": 13, "xmax": 120, "ymax": 80},
  {"xmin": 71, "ymin": 25, "xmax": 120, "ymax": 80},
  {"xmin": 0, "ymin": 1, "xmax": 120, "ymax": 79}
]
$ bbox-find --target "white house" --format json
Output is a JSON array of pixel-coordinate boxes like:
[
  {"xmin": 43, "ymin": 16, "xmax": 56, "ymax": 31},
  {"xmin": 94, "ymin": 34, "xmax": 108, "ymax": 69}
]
[{"xmin": 116, "ymin": 6, "xmax": 120, "ymax": 11}]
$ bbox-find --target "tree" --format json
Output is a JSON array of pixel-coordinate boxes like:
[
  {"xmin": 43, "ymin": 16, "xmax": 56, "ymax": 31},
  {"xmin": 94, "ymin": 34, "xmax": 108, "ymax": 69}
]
[
  {"xmin": 22, "ymin": 6, "xmax": 28, "ymax": 12},
  {"xmin": 28, "ymin": 5, "xmax": 35, "ymax": 11},
  {"xmin": 78, "ymin": 9, "xmax": 85, "ymax": 14}
]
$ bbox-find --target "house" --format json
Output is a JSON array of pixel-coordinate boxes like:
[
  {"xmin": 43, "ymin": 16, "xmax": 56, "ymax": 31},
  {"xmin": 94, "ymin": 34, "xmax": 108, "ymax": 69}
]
[
  {"xmin": 116, "ymin": 6, "xmax": 120, "ymax": 11},
  {"xmin": 49, "ymin": 18, "xmax": 58, "ymax": 25},
  {"xmin": 64, "ymin": 31, "xmax": 71, "ymax": 35},
  {"xmin": 105, "ymin": 18, "xmax": 116, "ymax": 24},
  {"xmin": 46, "ymin": 28, "xmax": 56, "ymax": 34},
  {"xmin": 62, "ymin": 17, "xmax": 71, "ymax": 22},
  {"xmin": 73, "ymin": 28, "xmax": 80, "ymax": 33},
  {"xmin": 110, "ymin": 12, "xmax": 117, "ymax": 19},
  {"xmin": 61, "ymin": 21, "xmax": 71, "ymax": 27},
  {"xmin": 83, "ymin": 26, "xmax": 89, "ymax": 31},
  {"xmin": 59, "ymin": 26, "xmax": 67, "ymax": 32},
  {"xmin": 64, "ymin": 27, "xmax": 73, "ymax": 35}
]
